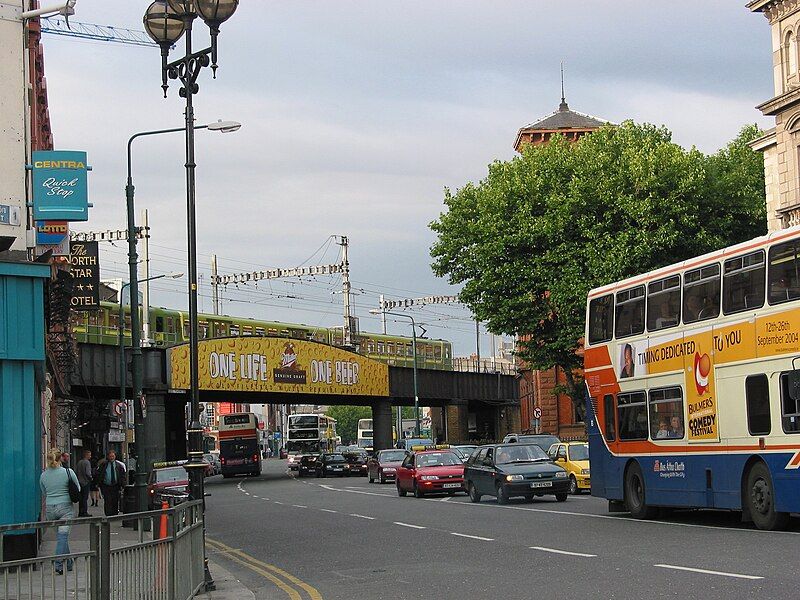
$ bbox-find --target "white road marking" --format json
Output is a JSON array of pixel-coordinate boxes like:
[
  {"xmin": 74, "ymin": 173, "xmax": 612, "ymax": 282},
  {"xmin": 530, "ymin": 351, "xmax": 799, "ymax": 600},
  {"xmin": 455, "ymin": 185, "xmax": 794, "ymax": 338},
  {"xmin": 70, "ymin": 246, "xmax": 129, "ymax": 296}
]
[
  {"xmin": 318, "ymin": 484, "xmax": 393, "ymax": 498},
  {"xmin": 244, "ymin": 492, "xmax": 250, "ymax": 496},
  {"xmin": 349, "ymin": 514, "xmax": 375, "ymax": 520},
  {"xmin": 654, "ymin": 564, "xmax": 763, "ymax": 580},
  {"xmin": 251, "ymin": 495, "xmax": 259, "ymax": 499},
  {"xmin": 451, "ymin": 532, "xmax": 494, "ymax": 541},
  {"xmin": 439, "ymin": 496, "xmax": 452, "ymax": 502},
  {"xmin": 319, "ymin": 509, "xmax": 338, "ymax": 514},
  {"xmin": 274, "ymin": 501, "xmax": 283, "ymax": 505},
  {"xmin": 530, "ymin": 546, "xmax": 597, "ymax": 558},
  {"xmin": 292, "ymin": 505, "xmax": 307, "ymax": 509},
  {"xmin": 394, "ymin": 522, "xmax": 426, "ymax": 529}
]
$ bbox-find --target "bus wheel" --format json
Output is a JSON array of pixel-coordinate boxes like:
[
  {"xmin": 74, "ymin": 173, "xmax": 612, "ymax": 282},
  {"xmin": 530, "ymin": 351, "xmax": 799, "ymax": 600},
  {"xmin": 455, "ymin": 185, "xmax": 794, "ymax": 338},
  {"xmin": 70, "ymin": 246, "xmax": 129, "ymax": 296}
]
[
  {"xmin": 745, "ymin": 462, "xmax": 790, "ymax": 531},
  {"xmin": 624, "ymin": 462, "xmax": 657, "ymax": 519}
]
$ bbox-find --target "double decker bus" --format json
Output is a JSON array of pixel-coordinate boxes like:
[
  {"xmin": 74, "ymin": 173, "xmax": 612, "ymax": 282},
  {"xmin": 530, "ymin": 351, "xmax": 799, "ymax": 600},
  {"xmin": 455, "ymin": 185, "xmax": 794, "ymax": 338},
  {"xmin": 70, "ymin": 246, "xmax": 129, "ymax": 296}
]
[
  {"xmin": 585, "ymin": 227, "xmax": 800, "ymax": 530},
  {"xmin": 357, "ymin": 419, "xmax": 373, "ymax": 449},
  {"xmin": 285, "ymin": 413, "xmax": 337, "ymax": 470},
  {"xmin": 218, "ymin": 412, "xmax": 262, "ymax": 478}
]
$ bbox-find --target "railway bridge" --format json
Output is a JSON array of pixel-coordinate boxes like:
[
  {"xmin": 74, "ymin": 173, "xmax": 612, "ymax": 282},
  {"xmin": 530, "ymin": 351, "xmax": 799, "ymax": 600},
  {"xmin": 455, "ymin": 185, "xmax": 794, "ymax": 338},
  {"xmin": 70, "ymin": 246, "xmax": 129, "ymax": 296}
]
[{"xmin": 72, "ymin": 338, "xmax": 519, "ymax": 465}]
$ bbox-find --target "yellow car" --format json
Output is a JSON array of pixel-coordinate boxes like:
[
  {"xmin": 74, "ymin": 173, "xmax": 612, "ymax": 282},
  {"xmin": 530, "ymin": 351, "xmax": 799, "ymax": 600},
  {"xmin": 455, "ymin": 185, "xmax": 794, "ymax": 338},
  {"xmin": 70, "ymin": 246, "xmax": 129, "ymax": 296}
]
[{"xmin": 548, "ymin": 441, "xmax": 590, "ymax": 494}]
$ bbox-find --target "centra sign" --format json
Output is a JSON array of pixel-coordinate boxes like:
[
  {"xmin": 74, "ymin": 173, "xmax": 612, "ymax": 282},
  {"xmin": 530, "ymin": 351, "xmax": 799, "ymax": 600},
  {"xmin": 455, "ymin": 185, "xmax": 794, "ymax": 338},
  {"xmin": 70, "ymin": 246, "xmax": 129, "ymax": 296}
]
[
  {"xmin": 168, "ymin": 337, "xmax": 389, "ymax": 397},
  {"xmin": 31, "ymin": 150, "xmax": 91, "ymax": 222}
]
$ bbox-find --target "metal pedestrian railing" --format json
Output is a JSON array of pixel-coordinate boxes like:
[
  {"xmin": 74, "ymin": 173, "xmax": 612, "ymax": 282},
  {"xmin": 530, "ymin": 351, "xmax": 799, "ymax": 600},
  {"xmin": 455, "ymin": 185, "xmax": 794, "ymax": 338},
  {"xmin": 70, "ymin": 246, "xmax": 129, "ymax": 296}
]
[{"xmin": 0, "ymin": 501, "xmax": 204, "ymax": 600}]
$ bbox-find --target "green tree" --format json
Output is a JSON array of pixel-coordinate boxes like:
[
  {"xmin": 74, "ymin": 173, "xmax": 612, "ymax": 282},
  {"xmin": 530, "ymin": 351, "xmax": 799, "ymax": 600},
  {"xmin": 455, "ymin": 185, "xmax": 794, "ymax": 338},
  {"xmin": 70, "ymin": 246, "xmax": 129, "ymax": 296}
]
[
  {"xmin": 325, "ymin": 405, "xmax": 371, "ymax": 445},
  {"xmin": 430, "ymin": 122, "xmax": 766, "ymax": 415}
]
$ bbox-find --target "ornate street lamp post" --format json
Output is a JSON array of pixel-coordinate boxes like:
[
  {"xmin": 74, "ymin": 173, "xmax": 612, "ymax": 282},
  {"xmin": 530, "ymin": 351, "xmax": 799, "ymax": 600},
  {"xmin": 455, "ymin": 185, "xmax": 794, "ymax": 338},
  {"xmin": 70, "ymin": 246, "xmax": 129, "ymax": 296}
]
[{"xmin": 143, "ymin": 0, "xmax": 239, "ymax": 590}]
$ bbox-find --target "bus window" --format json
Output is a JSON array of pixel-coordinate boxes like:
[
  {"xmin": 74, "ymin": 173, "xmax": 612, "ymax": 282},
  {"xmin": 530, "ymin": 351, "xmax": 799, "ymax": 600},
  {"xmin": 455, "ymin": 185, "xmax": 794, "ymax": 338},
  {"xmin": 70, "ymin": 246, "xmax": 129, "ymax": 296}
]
[
  {"xmin": 768, "ymin": 241, "xmax": 800, "ymax": 305},
  {"xmin": 647, "ymin": 275, "xmax": 680, "ymax": 332},
  {"xmin": 779, "ymin": 372, "xmax": 800, "ymax": 433},
  {"xmin": 648, "ymin": 387, "xmax": 684, "ymax": 440},
  {"xmin": 746, "ymin": 374, "xmax": 771, "ymax": 436},
  {"xmin": 614, "ymin": 286, "xmax": 644, "ymax": 339},
  {"xmin": 588, "ymin": 294, "xmax": 613, "ymax": 344},
  {"xmin": 723, "ymin": 250, "xmax": 765, "ymax": 315},
  {"xmin": 617, "ymin": 391, "xmax": 647, "ymax": 440},
  {"xmin": 683, "ymin": 264, "xmax": 720, "ymax": 323},
  {"xmin": 603, "ymin": 394, "xmax": 616, "ymax": 441}
]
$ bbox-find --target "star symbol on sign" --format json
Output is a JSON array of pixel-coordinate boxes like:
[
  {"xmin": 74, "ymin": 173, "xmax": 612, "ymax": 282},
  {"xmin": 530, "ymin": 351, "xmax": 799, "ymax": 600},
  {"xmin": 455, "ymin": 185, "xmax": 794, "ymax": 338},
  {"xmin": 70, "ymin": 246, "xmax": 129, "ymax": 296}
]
[
  {"xmin": 86, "ymin": 284, "xmax": 94, "ymax": 291},
  {"xmin": 76, "ymin": 284, "xmax": 84, "ymax": 291}
]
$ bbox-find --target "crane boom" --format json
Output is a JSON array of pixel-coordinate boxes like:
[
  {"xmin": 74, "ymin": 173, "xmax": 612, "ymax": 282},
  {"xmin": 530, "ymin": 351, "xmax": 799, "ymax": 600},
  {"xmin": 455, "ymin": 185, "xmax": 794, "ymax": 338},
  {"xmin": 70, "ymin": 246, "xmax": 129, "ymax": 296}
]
[{"xmin": 39, "ymin": 17, "xmax": 157, "ymax": 48}]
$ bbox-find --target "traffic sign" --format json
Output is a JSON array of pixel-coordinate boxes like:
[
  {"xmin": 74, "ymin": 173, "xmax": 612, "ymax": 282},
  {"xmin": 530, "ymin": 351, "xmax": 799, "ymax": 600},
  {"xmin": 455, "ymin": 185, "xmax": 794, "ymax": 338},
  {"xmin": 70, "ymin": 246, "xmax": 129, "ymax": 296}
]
[
  {"xmin": 273, "ymin": 432, "xmax": 282, "ymax": 440},
  {"xmin": 533, "ymin": 406, "xmax": 542, "ymax": 419},
  {"xmin": 112, "ymin": 401, "xmax": 126, "ymax": 417}
]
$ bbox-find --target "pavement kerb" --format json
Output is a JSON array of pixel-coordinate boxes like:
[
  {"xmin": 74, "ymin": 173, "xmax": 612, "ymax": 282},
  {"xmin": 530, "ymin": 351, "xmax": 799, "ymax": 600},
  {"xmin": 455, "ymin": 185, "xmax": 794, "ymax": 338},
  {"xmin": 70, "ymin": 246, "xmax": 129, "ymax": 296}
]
[{"xmin": 196, "ymin": 557, "xmax": 256, "ymax": 600}]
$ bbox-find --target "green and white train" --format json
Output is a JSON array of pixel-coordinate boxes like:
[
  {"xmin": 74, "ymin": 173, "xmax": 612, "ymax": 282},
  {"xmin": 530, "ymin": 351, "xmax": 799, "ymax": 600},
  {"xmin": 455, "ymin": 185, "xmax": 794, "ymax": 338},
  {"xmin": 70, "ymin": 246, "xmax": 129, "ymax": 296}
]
[{"xmin": 72, "ymin": 302, "xmax": 453, "ymax": 370}]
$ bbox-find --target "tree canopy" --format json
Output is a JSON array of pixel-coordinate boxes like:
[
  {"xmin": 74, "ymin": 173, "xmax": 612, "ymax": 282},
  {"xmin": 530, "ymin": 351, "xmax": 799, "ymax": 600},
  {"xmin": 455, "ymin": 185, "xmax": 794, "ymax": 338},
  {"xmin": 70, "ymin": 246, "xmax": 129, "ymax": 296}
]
[{"xmin": 430, "ymin": 122, "xmax": 766, "ymax": 409}]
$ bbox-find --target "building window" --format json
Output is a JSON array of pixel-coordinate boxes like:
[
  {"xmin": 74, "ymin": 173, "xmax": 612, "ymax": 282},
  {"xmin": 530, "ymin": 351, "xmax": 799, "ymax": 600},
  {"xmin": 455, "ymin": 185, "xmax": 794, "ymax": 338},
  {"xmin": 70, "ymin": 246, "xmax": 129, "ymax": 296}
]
[
  {"xmin": 745, "ymin": 374, "xmax": 771, "ymax": 436},
  {"xmin": 788, "ymin": 31, "xmax": 797, "ymax": 77}
]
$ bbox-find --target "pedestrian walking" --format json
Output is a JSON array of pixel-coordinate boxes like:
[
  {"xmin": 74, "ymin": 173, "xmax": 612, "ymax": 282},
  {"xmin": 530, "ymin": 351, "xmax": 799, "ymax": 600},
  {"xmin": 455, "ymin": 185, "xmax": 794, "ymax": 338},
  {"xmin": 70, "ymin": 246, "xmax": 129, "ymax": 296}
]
[
  {"xmin": 95, "ymin": 450, "xmax": 126, "ymax": 516},
  {"xmin": 76, "ymin": 449, "xmax": 93, "ymax": 517},
  {"xmin": 39, "ymin": 448, "xmax": 80, "ymax": 575}
]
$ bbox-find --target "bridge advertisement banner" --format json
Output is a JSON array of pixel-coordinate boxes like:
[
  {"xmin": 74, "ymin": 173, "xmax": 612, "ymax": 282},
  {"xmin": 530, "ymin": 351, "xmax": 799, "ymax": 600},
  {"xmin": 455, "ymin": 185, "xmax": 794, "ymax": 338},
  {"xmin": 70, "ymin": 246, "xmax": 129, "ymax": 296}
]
[{"xmin": 168, "ymin": 337, "xmax": 390, "ymax": 397}]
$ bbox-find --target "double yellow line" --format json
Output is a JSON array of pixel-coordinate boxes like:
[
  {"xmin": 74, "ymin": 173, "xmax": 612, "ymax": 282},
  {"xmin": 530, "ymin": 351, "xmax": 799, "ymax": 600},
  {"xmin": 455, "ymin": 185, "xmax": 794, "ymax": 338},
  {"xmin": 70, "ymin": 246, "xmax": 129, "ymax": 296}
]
[{"xmin": 206, "ymin": 537, "xmax": 323, "ymax": 600}]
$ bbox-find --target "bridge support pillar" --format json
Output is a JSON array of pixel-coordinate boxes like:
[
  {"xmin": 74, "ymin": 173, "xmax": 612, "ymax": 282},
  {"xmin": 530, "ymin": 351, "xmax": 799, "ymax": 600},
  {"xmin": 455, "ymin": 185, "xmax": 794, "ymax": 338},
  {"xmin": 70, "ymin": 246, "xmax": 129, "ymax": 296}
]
[
  {"xmin": 432, "ymin": 400, "xmax": 468, "ymax": 444},
  {"xmin": 142, "ymin": 393, "xmax": 167, "ymax": 470},
  {"xmin": 372, "ymin": 399, "xmax": 393, "ymax": 451}
]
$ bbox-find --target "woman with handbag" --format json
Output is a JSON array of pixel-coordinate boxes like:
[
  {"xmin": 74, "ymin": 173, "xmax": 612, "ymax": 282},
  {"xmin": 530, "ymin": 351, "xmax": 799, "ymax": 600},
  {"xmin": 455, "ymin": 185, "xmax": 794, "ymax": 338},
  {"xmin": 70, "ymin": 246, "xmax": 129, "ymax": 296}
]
[{"xmin": 39, "ymin": 448, "xmax": 81, "ymax": 575}]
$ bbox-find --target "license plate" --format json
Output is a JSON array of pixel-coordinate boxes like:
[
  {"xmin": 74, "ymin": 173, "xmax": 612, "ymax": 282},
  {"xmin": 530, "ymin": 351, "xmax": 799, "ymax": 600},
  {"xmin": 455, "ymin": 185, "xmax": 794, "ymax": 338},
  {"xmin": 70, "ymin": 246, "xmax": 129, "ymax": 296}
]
[
  {"xmin": 227, "ymin": 459, "xmax": 244, "ymax": 465},
  {"xmin": 530, "ymin": 481, "xmax": 551, "ymax": 488},
  {"xmin": 443, "ymin": 482, "xmax": 461, "ymax": 489}
]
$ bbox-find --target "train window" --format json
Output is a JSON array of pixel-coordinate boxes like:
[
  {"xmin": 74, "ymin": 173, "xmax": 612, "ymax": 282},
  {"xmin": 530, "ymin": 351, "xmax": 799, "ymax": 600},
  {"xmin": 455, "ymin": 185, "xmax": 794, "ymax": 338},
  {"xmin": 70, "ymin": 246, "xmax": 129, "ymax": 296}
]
[
  {"xmin": 280, "ymin": 329, "xmax": 290, "ymax": 337},
  {"xmin": 603, "ymin": 394, "xmax": 616, "ymax": 441},
  {"xmin": 155, "ymin": 316, "xmax": 164, "ymax": 331},
  {"xmin": 745, "ymin": 374, "xmax": 771, "ymax": 436},
  {"xmin": 242, "ymin": 326, "xmax": 253, "ymax": 336},
  {"xmin": 647, "ymin": 275, "xmax": 680, "ymax": 332},
  {"xmin": 768, "ymin": 241, "xmax": 800, "ymax": 305},
  {"xmin": 779, "ymin": 371, "xmax": 800, "ymax": 433},
  {"xmin": 124, "ymin": 314, "xmax": 131, "ymax": 330},
  {"xmin": 366, "ymin": 341, "xmax": 374, "ymax": 353},
  {"xmin": 387, "ymin": 342, "xmax": 394, "ymax": 355},
  {"xmin": 407, "ymin": 344, "xmax": 414, "ymax": 357},
  {"xmin": 230, "ymin": 324, "xmax": 240, "ymax": 337},
  {"xmin": 444, "ymin": 346, "xmax": 451, "ymax": 359},
  {"xmin": 683, "ymin": 264, "xmax": 720, "ymax": 324},
  {"xmin": 617, "ymin": 391, "xmax": 647, "ymax": 441},
  {"xmin": 166, "ymin": 317, "xmax": 174, "ymax": 333},
  {"xmin": 434, "ymin": 346, "xmax": 442, "ymax": 359},
  {"xmin": 255, "ymin": 327, "xmax": 265, "ymax": 336},
  {"xmin": 199, "ymin": 322, "xmax": 208, "ymax": 339},
  {"xmin": 215, "ymin": 322, "xmax": 228, "ymax": 337},
  {"xmin": 723, "ymin": 250, "xmax": 765, "ymax": 315},
  {"xmin": 648, "ymin": 387, "xmax": 684, "ymax": 440},
  {"xmin": 377, "ymin": 342, "xmax": 384, "ymax": 354},
  {"xmin": 614, "ymin": 286, "xmax": 644, "ymax": 339},
  {"xmin": 588, "ymin": 294, "xmax": 614, "ymax": 344},
  {"xmin": 425, "ymin": 345, "xmax": 434, "ymax": 358},
  {"xmin": 268, "ymin": 328, "xmax": 277, "ymax": 335}
]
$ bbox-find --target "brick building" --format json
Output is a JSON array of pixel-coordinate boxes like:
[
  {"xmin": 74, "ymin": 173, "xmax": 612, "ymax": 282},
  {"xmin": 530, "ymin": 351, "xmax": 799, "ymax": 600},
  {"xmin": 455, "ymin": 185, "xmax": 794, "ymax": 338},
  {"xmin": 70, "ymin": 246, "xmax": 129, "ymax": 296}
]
[{"xmin": 513, "ymin": 92, "xmax": 610, "ymax": 440}]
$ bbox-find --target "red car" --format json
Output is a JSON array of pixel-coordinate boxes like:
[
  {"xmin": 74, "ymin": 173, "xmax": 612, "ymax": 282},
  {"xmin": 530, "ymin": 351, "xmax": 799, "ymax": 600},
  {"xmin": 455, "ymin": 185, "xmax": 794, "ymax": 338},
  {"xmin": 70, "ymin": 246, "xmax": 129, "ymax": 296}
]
[
  {"xmin": 396, "ymin": 449, "xmax": 465, "ymax": 498},
  {"xmin": 147, "ymin": 464, "xmax": 189, "ymax": 510}
]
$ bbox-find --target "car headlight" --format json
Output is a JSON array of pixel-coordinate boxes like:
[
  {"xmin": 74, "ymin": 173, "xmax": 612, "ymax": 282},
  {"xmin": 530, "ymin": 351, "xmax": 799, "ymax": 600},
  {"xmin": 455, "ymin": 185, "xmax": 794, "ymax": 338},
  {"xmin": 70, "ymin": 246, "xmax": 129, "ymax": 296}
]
[
  {"xmin": 505, "ymin": 474, "xmax": 524, "ymax": 482},
  {"xmin": 420, "ymin": 475, "xmax": 439, "ymax": 481},
  {"xmin": 555, "ymin": 471, "xmax": 567, "ymax": 478},
  {"xmin": 581, "ymin": 468, "xmax": 590, "ymax": 475}
]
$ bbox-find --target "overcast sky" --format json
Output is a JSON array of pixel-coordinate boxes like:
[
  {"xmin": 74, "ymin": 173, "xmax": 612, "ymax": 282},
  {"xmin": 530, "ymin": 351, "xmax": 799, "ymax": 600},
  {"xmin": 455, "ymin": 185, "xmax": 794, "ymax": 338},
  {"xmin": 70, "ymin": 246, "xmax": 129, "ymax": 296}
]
[{"xmin": 44, "ymin": 1, "xmax": 773, "ymax": 355}]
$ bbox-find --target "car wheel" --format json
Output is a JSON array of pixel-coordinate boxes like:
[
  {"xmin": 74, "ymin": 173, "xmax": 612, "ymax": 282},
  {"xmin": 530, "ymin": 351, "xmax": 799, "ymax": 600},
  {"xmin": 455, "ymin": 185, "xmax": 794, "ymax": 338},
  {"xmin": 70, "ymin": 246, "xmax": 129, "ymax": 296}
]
[
  {"xmin": 524, "ymin": 494, "xmax": 534, "ymax": 502},
  {"xmin": 624, "ymin": 462, "xmax": 657, "ymax": 519},
  {"xmin": 468, "ymin": 482, "xmax": 481, "ymax": 503},
  {"xmin": 745, "ymin": 461, "xmax": 790, "ymax": 531},
  {"xmin": 496, "ymin": 483, "xmax": 508, "ymax": 505},
  {"xmin": 555, "ymin": 493, "xmax": 568, "ymax": 502},
  {"xmin": 222, "ymin": 474, "xmax": 230, "ymax": 479},
  {"xmin": 397, "ymin": 482, "xmax": 407, "ymax": 497},
  {"xmin": 569, "ymin": 475, "xmax": 578, "ymax": 495},
  {"xmin": 413, "ymin": 482, "xmax": 424, "ymax": 498}
]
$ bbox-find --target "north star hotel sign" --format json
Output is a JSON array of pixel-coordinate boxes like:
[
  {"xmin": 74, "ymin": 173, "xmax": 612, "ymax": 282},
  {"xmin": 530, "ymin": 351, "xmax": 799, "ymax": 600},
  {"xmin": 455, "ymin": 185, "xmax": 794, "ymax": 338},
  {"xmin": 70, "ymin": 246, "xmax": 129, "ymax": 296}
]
[{"xmin": 30, "ymin": 150, "xmax": 92, "ymax": 221}]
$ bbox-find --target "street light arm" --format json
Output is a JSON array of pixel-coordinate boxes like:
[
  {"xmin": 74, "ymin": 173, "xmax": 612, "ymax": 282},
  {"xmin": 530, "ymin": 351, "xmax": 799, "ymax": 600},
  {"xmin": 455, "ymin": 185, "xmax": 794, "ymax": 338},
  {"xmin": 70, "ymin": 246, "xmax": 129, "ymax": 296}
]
[{"xmin": 127, "ymin": 125, "xmax": 209, "ymax": 182}]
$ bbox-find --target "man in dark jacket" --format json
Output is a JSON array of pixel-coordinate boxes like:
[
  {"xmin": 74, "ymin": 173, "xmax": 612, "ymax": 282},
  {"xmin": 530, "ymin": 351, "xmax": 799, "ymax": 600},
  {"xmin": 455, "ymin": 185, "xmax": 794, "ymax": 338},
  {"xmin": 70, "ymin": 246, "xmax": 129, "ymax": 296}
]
[
  {"xmin": 95, "ymin": 450, "xmax": 126, "ymax": 516},
  {"xmin": 76, "ymin": 449, "xmax": 93, "ymax": 517}
]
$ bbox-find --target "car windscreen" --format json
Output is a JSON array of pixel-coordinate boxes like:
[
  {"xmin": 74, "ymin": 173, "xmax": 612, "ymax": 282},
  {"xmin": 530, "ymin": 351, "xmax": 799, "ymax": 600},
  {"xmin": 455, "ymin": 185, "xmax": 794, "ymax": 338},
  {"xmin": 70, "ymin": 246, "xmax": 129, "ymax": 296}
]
[
  {"xmin": 379, "ymin": 450, "xmax": 407, "ymax": 462},
  {"xmin": 416, "ymin": 452, "xmax": 461, "ymax": 467},
  {"xmin": 569, "ymin": 444, "xmax": 589, "ymax": 461},
  {"xmin": 344, "ymin": 453, "xmax": 366, "ymax": 463},
  {"xmin": 156, "ymin": 467, "xmax": 186, "ymax": 483},
  {"xmin": 494, "ymin": 445, "xmax": 550, "ymax": 464},
  {"xmin": 327, "ymin": 454, "xmax": 346, "ymax": 463}
]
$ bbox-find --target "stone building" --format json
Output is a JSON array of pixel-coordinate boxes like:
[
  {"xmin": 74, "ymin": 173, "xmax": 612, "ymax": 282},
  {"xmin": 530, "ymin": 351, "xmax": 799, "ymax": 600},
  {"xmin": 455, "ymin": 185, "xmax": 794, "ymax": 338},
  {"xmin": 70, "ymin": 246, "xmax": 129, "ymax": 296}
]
[{"xmin": 750, "ymin": 0, "xmax": 800, "ymax": 230}]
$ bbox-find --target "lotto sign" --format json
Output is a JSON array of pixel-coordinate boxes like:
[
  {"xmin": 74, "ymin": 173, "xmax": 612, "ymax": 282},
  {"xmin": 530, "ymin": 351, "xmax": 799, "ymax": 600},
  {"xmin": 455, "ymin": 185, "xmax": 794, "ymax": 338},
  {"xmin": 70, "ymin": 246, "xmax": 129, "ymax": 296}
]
[{"xmin": 31, "ymin": 150, "xmax": 91, "ymax": 221}]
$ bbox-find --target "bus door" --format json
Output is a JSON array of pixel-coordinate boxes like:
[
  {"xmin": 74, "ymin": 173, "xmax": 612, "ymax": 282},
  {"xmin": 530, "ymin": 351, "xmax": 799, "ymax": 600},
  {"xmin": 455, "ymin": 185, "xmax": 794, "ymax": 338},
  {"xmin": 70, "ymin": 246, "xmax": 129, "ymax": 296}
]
[{"xmin": 589, "ymin": 391, "xmax": 621, "ymax": 499}]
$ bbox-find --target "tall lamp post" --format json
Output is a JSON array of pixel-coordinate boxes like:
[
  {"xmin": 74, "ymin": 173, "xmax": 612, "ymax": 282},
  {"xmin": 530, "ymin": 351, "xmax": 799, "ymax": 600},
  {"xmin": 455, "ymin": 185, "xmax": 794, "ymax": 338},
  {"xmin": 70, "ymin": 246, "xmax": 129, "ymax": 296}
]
[
  {"xmin": 125, "ymin": 120, "xmax": 239, "ymax": 523},
  {"xmin": 370, "ymin": 310, "xmax": 420, "ymax": 437},
  {"xmin": 143, "ymin": 0, "xmax": 239, "ymax": 590},
  {"xmin": 118, "ymin": 272, "xmax": 182, "ymax": 461}
]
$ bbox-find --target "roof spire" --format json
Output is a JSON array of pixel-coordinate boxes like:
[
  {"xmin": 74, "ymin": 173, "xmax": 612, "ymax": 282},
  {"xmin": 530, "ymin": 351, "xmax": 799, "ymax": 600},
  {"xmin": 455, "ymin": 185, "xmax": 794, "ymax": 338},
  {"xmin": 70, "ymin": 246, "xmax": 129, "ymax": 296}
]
[{"xmin": 559, "ymin": 61, "xmax": 569, "ymax": 112}]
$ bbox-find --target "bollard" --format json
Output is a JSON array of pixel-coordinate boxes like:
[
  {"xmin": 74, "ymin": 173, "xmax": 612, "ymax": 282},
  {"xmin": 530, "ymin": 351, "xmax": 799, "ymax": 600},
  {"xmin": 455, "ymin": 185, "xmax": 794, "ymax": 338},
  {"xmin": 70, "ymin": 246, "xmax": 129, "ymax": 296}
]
[{"xmin": 158, "ymin": 500, "xmax": 168, "ymax": 540}]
